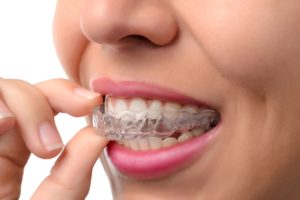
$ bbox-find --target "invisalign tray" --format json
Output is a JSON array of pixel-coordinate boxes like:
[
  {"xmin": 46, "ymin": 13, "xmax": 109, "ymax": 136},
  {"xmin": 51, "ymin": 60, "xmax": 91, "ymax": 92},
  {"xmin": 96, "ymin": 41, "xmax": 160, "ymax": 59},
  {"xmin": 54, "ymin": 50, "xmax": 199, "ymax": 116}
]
[{"xmin": 92, "ymin": 96, "xmax": 220, "ymax": 141}]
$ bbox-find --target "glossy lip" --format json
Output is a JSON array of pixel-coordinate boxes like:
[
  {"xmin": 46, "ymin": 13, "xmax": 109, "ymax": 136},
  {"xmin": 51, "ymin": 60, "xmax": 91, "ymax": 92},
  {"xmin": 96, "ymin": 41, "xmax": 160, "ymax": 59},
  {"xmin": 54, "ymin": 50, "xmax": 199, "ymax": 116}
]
[
  {"xmin": 91, "ymin": 77, "xmax": 220, "ymax": 179},
  {"xmin": 91, "ymin": 77, "xmax": 214, "ymax": 107},
  {"xmin": 107, "ymin": 126, "xmax": 220, "ymax": 179}
]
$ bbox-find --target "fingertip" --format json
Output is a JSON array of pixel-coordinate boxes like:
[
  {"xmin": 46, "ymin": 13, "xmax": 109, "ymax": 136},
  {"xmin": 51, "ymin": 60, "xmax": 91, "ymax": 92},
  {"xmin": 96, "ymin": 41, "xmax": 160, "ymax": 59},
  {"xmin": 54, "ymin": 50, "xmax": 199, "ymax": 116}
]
[
  {"xmin": 73, "ymin": 87, "xmax": 100, "ymax": 100},
  {"xmin": 28, "ymin": 121, "xmax": 64, "ymax": 159},
  {"xmin": 36, "ymin": 79, "xmax": 102, "ymax": 117},
  {"xmin": 35, "ymin": 146, "xmax": 64, "ymax": 159},
  {"xmin": 31, "ymin": 141, "xmax": 64, "ymax": 159},
  {"xmin": 82, "ymin": 126, "xmax": 109, "ymax": 149},
  {"xmin": 38, "ymin": 122, "xmax": 64, "ymax": 159},
  {"xmin": 31, "ymin": 126, "xmax": 108, "ymax": 199},
  {"xmin": 47, "ymin": 126, "xmax": 108, "ymax": 187},
  {"xmin": 39, "ymin": 121, "xmax": 64, "ymax": 150},
  {"xmin": 70, "ymin": 87, "xmax": 102, "ymax": 116}
]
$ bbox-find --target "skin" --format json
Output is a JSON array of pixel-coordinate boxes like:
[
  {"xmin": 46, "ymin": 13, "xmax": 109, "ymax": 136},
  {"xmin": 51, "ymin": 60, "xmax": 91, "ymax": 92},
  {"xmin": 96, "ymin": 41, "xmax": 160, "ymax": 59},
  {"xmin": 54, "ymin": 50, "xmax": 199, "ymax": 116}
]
[
  {"xmin": 54, "ymin": 0, "xmax": 300, "ymax": 199},
  {"xmin": 0, "ymin": 0, "xmax": 299, "ymax": 199},
  {"xmin": 0, "ymin": 78, "xmax": 108, "ymax": 199}
]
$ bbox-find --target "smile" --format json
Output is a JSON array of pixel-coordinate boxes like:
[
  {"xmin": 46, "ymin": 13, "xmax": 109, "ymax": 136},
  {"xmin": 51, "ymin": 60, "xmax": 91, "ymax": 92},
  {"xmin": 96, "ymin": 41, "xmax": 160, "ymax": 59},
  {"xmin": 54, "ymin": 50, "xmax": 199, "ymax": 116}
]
[{"xmin": 92, "ymin": 78, "xmax": 221, "ymax": 179}]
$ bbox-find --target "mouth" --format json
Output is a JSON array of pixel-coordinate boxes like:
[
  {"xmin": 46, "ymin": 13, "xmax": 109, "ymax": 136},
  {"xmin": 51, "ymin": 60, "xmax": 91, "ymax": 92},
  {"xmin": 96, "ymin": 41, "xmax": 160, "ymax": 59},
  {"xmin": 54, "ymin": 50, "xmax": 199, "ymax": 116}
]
[{"xmin": 92, "ymin": 78, "xmax": 221, "ymax": 179}]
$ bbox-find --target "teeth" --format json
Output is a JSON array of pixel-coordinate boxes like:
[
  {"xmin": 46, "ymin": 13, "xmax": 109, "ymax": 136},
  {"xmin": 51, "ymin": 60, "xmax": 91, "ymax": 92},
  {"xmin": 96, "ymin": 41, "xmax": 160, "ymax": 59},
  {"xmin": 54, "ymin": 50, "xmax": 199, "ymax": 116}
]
[
  {"xmin": 138, "ymin": 138, "xmax": 150, "ymax": 151},
  {"xmin": 129, "ymin": 98, "xmax": 147, "ymax": 112},
  {"xmin": 191, "ymin": 128, "xmax": 205, "ymax": 136},
  {"xmin": 148, "ymin": 100, "xmax": 162, "ymax": 119},
  {"xmin": 162, "ymin": 137, "xmax": 178, "ymax": 147},
  {"xmin": 129, "ymin": 98, "xmax": 148, "ymax": 120},
  {"xmin": 120, "ymin": 128, "xmax": 205, "ymax": 151},
  {"xmin": 129, "ymin": 140, "xmax": 139, "ymax": 151},
  {"xmin": 149, "ymin": 137, "xmax": 163, "ymax": 150},
  {"xmin": 114, "ymin": 98, "xmax": 127, "ymax": 113},
  {"xmin": 93, "ymin": 96, "xmax": 220, "ymax": 141},
  {"xmin": 106, "ymin": 97, "xmax": 214, "ymax": 127},
  {"xmin": 182, "ymin": 105, "xmax": 199, "ymax": 114},
  {"xmin": 124, "ymin": 141, "xmax": 130, "ymax": 148},
  {"xmin": 178, "ymin": 132, "xmax": 193, "ymax": 143},
  {"xmin": 164, "ymin": 102, "xmax": 182, "ymax": 120}
]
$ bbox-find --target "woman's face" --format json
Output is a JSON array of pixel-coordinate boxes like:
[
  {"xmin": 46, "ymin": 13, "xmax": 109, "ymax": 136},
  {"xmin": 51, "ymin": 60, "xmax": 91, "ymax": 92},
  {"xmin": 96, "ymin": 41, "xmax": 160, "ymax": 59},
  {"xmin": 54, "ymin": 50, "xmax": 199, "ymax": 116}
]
[{"xmin": 54, "ymin": 0, "xmax": 300, "ymax": 199}]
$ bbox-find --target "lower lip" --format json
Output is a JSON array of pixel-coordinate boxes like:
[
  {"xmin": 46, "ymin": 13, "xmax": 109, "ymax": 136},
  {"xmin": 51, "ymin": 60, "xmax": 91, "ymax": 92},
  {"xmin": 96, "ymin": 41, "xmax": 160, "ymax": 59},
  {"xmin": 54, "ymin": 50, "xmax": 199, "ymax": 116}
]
[{"xmin": 106, "ymin": 124, "xmax": 220, "ymax": 180}]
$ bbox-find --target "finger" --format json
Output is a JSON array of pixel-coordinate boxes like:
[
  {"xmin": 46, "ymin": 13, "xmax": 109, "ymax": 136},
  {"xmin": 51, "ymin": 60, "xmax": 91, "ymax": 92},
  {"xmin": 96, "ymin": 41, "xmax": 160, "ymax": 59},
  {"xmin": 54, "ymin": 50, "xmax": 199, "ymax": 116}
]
[
  {"xmin": 0, "ymin": 99, "xmax": 15, "ymax": 134},
  {"xmin": 0, "ymin": 78, "xmax": 101, "ymax": 159},
  {"xmin": 31, "ymin": 126, "xmax": 108, "ymax": 200},
  {"xmin": 0, "ymin": 128, "xmax": 30, "ymax": 199},
  {"xmin": 35, "ymin": 78, "xmax": 101, "ymax": 117},
  {"xmin": 0, "ymin": 79, "xmax": 63, "ymax": 158}
]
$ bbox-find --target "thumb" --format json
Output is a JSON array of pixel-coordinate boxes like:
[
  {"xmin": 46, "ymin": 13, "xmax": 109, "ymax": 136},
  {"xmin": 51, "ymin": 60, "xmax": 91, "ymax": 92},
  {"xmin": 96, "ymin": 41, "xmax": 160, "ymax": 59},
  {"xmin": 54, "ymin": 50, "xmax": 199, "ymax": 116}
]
[{"xmin": 31, "ymin": 126, "xmax": 108, "ymax": 200}]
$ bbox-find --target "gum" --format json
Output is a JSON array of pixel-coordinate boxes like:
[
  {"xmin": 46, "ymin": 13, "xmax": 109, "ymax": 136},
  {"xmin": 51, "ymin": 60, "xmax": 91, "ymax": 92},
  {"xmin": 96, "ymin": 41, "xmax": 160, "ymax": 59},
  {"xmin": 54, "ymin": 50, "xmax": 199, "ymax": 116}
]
[{"xmin": 92, "ymin": 97, "xmax": 219, "ymax": 141}]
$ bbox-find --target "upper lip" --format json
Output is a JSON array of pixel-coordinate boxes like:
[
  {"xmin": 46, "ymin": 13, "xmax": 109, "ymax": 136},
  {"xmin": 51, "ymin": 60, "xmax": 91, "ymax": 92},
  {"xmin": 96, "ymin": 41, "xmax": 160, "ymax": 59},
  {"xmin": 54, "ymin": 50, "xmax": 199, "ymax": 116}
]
[{"xmin": 91, "ymin": 77, "xmax": 215, "ymax": 108}]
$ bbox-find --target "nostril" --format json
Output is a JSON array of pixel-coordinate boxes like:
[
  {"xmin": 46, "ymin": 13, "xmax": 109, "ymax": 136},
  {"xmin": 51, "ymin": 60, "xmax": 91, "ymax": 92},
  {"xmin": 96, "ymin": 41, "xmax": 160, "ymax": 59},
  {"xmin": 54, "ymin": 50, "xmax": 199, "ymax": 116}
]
[
  {"xmin": 121, "ymin": 35, "xmax": 153, "ymax": 44},
  {"xmin": 117, "ymin": 35, "xmax": 158, "ymax": 48},
  {"xmin": 122, "ymin": 35, "xmax": 149, "ymax": 41}
]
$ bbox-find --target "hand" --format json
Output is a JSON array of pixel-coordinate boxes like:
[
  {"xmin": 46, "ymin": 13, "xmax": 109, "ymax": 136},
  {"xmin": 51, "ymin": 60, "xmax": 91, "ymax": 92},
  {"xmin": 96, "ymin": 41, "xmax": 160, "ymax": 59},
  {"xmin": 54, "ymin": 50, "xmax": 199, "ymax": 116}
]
[
  {"xmin": 31, "ymin": 126, "xmax": 108, "ymax": 200},
  {"xmin": 0, "ymin": 78, "xmax": 105, "ymax": 199}
]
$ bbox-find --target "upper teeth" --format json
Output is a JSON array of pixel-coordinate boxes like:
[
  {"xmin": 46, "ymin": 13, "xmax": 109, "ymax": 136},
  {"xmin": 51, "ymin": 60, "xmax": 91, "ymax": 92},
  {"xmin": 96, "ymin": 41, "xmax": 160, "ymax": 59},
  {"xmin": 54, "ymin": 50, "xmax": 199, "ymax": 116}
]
[
  {"xmin": 107, "ymin": 97, "xmax": 200, "ymax": 120},
  {"xmin": 92, "ymin": 96, "xmax": 219, "ymax": 141}
]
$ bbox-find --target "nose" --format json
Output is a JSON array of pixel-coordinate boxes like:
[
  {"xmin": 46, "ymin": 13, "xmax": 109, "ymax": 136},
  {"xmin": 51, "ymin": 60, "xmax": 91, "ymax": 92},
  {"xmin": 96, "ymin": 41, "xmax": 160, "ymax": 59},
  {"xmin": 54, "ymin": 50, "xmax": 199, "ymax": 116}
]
[{"xmin": 80, "ymin": 0, "xmax": 178, "ymax": 47}]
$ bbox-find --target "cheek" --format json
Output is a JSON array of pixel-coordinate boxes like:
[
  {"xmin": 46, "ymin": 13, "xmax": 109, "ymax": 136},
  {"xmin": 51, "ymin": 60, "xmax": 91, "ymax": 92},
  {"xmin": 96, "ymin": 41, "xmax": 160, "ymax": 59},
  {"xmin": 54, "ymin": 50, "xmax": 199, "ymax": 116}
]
[
  {"xmin": 53, "ymin": 0, "xmax": 88, "ymax": 82},
  {"xmin": 186, "ymin": 1, "xmax": 300, "ymax": 91}
]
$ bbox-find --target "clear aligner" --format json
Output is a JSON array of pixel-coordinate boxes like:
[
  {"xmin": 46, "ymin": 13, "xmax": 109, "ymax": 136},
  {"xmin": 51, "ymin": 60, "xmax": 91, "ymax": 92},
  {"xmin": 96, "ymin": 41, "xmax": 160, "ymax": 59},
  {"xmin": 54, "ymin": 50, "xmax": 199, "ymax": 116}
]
[{"xmin": 92, "ymin": 96, "xmax": 220, "ymax": 141}]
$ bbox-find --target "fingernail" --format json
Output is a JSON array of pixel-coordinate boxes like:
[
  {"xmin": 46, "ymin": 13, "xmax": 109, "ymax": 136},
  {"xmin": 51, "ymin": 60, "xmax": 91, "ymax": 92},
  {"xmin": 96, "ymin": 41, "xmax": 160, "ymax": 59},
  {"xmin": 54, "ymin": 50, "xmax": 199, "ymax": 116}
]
[
  {"xmin": 39, "ymin": 121, "xmax": 64, "ymax": 151},
  {"xmin": 73, "ymin": 87, "xmax": 100, "ymax": 99},
  {"xmin": 0, "ymin": 99, "xmax": 13, "ymax": 119}
]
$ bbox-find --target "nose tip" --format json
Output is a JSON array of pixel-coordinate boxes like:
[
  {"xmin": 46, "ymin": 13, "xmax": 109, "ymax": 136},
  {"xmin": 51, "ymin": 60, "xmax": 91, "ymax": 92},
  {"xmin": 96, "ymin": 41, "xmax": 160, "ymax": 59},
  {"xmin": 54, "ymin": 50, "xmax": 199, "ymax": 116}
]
[{"xmin": 80, "ymin": 0, "xmax": 178, "ymax": 47}]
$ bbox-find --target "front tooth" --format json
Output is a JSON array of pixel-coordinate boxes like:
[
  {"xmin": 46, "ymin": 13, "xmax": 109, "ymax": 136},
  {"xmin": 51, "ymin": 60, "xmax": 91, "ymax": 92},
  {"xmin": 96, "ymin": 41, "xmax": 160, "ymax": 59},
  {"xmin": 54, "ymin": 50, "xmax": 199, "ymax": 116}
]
[
  {"xmin": 149, "ymin": 137, "xmax": 162, "ymax": 150},
  {"xmin": 129, "ymin": 140, "xmax": 139, "ymax": 151},
  {"xmin": 178, "ymin": 131, "xmax": 194, "ymax": 142},
  {"xmin": 128, "ymin": 98, "xmax": 147, "ymax": 120},
  {"xmin": 162, "ymin": 137, "xmax": 178, "ymax": 147},
  {"xmin": 129, "ymin": 98, "xmax": 147, "ymax": 112},
  {"xmin": 164, "ymin": 102, "xmax": 182, "ymax": 120},
  {"xmin": 124, "ymin": 141, "xmax": 131, "ymax": 148},
  {"xmin": 115, "ymin": 99, "xmax": 128, "ymax": 113},
  {"xmin": 148, "ymin": 100, "xmax": 162, "ymax": 119},
  {"xmin": 138, "ymin": 138, "xmax": 150, "ymax": 150}
]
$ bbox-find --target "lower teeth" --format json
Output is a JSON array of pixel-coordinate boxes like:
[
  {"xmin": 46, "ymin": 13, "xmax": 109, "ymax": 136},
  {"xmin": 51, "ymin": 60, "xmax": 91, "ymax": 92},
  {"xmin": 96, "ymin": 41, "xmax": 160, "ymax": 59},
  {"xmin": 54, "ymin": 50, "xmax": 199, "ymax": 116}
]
[
  {"xmin": 92, "ymin": 96, "xmax": 220, "ymax": 141},
  {"xmin": 119, "ymin": 128, "xmax": 205, "ymax": 151}
]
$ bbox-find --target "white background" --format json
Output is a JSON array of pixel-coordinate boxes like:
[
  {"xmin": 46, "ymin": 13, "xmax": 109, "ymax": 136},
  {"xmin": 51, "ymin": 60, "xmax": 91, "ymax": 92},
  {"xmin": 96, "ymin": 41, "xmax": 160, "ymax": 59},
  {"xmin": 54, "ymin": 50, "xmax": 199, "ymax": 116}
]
[{"xmin": 0, "ymin": 1, "xmax": 112, "ymax": 199}]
